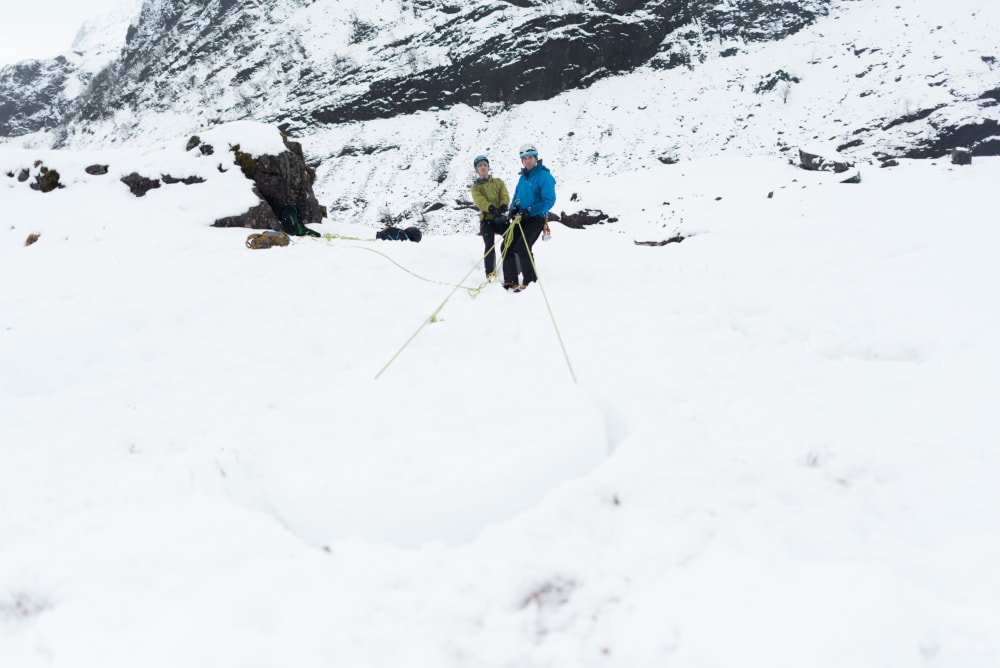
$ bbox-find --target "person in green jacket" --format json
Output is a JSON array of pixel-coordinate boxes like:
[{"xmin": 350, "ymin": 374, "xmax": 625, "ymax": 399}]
[{"xmin": 470, "ymin": 154, "xmax": 510, "ymax": 278}]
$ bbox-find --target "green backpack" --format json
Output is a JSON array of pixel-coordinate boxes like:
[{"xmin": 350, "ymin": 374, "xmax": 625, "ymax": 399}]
[{"xmin": 279, "ymin": 202, "xmax": 320, "ymax": 237}]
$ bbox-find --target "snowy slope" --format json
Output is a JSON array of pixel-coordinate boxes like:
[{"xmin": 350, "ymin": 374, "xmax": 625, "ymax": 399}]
[
  {"xmin": 67, "ymin": 1, "xmax": 145, "ymax": 76},
  {"xmin": 2, "ymin": 122, "xmax": 999, "ymax": 666}
]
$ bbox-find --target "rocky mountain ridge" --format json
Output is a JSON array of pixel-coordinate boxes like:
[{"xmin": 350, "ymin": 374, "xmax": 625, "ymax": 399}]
[{"xmin": 2, "ymin": 0, "xmax": 833, "ymax": 143}]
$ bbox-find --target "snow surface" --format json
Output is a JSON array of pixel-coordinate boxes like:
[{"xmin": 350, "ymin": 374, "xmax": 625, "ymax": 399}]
[{"xmin": 2, "ymin": 122, "xmax": 999, "ymax": 666}]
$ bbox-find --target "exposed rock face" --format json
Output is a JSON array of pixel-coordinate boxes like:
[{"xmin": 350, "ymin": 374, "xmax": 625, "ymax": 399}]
[
  {"xmin": 907, "ymin": 116, "xmax": 1000, "ymax": 159},
  {"xmin": 798, "ymin": 148, "xmax": 853, "ymax": 173},
  {"xmin": 0, "ymin": 58, "xmax": 74, "ymax": 138},
  {"xmin": 251, "ymin": 140, "xmax": 325, "ymax": 226},
  {"xmin": 213, "ymin": 136, "xmax": 326, "ymax": 231},
  {"xmin": 213, "ymin": 201, "xmax": 282, "ymax": 231},
  {"xmin": 312, "ymin": 13, "xmax": 653, "ymax": 125},
  {"xmin": 849, "ymin": 90, "xmax": 1000, "ymax": 160}
]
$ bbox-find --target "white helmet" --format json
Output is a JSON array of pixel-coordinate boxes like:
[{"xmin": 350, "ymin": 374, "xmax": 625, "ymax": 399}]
[{"xmin": 518, "ymin": 143, "xmax": 538, "ymax": 158}]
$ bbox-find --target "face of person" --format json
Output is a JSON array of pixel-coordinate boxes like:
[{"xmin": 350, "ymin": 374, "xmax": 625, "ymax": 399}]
[
  {"xmin": 476, "ymin": 162, "xmax": 489, "ymax": 178},
  {"xmin": 521, "ymin": 154, "xmax": 537, "ymax": 171}
]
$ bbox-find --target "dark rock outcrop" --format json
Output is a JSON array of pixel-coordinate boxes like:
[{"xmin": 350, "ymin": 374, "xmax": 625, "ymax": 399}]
[
  {"xmin": 212, "ymin": 201, "xmax": 282, "ymax": 230},
  {"xmin": 120, "ymin": 172, "xmax": 161, "ymax": 197},
  {"xmin": 754, "ymin": 69, "xmax": 800, "ymax": 94},
  {"xmin": 951, "ymin": 147, "xmax": 972, "ymax": 165},
  {"xmin": 30, "ymin": 167, "xmax": 64, "ymax": 192},
  {"xmin": 798, "ymin": 148, "xmax": 853, "ymax": 173},
  {"xmin": 557, "ymin": 209, "xmax": 618, "ymax": 228},
  {"xmin": 212, "ymin": 135, "xmax": 326, "ymax": 231},
  {"xmin": 252, "ymin": 147, "xmax": 324, "ymax": 226},
  {"xmin": 635, "ymin": 235, "xmax": 684, "ymax": 246},
  {"xmin": 906, "ymin": 118, "xmax": 1000, "ymax": 159},
  {"xmin": 162, "ymin": 174, "xmax": 206, "ymax": 185}
]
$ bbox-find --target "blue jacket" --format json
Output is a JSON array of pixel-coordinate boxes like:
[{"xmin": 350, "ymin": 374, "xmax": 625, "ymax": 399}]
[{"xmin": 510, "ymin": 161, "xmax": 556, "ymax": 219}]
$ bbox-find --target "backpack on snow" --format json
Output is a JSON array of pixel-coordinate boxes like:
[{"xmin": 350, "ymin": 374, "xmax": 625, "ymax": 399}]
[
  {"xmin": 279, "ymin": 202, "xmax": 321, "ymax": 237},
  {"xmin": 376, "ymin": 226, "xmax": 423, "ymax": 242}
]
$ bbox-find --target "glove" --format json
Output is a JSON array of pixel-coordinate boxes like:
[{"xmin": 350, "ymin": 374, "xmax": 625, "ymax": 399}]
[
  {"xmin": 488, "ymin": 204, "xmax": 499, "ymax": 215},
  {"xmin": 508, "ymin": 206, "xmax": 521, "ymax": 218}
]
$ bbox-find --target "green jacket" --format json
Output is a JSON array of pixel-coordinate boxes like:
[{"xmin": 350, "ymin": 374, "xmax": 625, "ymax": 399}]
[{"xmin": 471, "ymin": 176, "xmax": 510, "ymax": 222}]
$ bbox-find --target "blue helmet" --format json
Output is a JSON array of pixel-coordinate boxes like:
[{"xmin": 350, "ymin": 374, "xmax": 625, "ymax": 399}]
[{"xmin": 473, "ymin": 155, "xmax": 489, "ymax": 169}]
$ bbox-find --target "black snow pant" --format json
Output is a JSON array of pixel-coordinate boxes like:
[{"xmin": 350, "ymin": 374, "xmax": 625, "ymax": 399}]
[
  {"xmin": 503, "ymin": 216, "xmax": 546, "ymax": 286},
  {"xmin": 480, "ymin": 220, "xmax": 508, "ymax": 276}
]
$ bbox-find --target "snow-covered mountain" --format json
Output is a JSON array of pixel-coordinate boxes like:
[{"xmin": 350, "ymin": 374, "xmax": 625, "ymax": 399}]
[
  {"xmin": 2, "ymin": 0, "xmax": 830, "ymax": 139},
  {"xmin": 1, "ymin": 0, "xmax": 998, "ymax": 233}
]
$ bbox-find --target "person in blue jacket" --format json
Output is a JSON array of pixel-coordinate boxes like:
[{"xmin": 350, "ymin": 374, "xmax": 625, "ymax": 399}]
[{"xmin": 503, "ymin": 142, "xmax": 555, "ymax": 291}]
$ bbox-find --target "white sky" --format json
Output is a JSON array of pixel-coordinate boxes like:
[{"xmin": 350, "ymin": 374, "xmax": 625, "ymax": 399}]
[{"xmin": 0, "ymin": 1, "xmax": 126, "ymax": 65}]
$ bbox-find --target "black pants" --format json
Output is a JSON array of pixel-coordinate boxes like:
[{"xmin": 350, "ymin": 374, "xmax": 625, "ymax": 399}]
[
  {"xmin": 480, "ymin": 221, "xmax": 507, "ymax": 276},
  {"xmin": 503, "ymin": 216, "xmax": 546, "ymax": 286}
]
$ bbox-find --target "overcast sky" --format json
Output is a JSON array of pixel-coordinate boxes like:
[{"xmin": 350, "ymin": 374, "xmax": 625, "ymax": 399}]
[{"xmin": 0, "ymin": 1, "xmax": 128, "ymax": 65}]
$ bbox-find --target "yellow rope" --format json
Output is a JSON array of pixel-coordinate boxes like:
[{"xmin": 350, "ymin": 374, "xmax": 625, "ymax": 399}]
[
  {"xmin": 513, "ymin": 220, "xmax": 578, "ymax": 384},
  {"xmin": 374, "ymin": 255, "xmax": 485, "ymax": 380},
  {"xmin": 374, "ymin": 223, "xmax": 514, "ymax": 380},
  {"xmin": 319, "ymin": 233, "xmax": 488, "ymax": 292},
  {"xmin": 374, "ymin": 216, "xmax": 578, "ymax": 384},
  {"xmin": 321, "ymin": 232, "xmax": 372, "ymax": 242}
]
